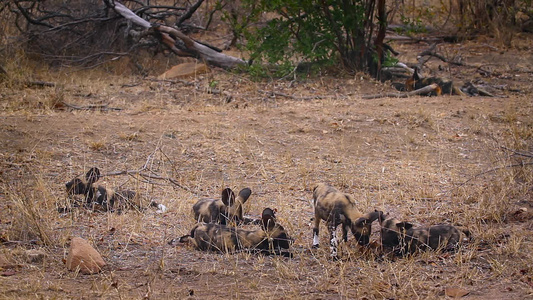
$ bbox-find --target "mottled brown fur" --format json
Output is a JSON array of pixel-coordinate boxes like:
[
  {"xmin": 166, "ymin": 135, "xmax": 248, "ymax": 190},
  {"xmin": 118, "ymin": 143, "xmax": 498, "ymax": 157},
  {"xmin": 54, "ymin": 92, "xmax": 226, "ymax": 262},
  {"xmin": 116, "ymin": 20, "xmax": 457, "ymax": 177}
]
[
  {"xmin": 312, "ymin": 183, "xmax": 383, "ymax": 257},
  {"xmin": 180, "ymin": 208, "xmax": 292, "ymax": 256},
  {"xmin": 192, "ymin": 187, "xmax": 253, "ymax": 225},
  {"xmin": 64, "ymin": 167, "xmax": 165, "ymax": 213},
  {"xmin": 378, "ymin": 214, "xmax": 413, "ymax": 248},
  {"xmin": 405, "ymin": 68, "xmax": 465, "ymax": 96},
  {"xmin": 379, "ymin": 214, "xmax": 469, "ymax": 255}
]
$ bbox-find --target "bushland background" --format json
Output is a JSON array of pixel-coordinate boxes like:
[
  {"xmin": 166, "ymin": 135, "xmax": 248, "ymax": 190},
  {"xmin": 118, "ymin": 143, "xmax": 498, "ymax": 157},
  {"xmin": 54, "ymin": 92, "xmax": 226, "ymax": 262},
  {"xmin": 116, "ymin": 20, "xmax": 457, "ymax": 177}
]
[{"xmin": 0, "ymin": 0, "xmax": 532, "ymax": 298}]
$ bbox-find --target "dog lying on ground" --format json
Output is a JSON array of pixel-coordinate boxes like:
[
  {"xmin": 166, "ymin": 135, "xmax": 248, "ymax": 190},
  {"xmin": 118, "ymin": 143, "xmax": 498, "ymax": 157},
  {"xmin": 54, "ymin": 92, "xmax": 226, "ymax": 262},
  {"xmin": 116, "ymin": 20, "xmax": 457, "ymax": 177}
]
[
  {"xmin": 192, "ymin": 187, "xmax": 257, "ymax": 225},
  {"xmin": 63, "ymin": 167, "xmax": 166, "ymax": 213},
  {"xmin": 379, "ymin": 213, "xmax": 470, "ymax": 256},
  {"xmin": 178, "ymin": 208, "xmax": 292, "ymax": 256}
]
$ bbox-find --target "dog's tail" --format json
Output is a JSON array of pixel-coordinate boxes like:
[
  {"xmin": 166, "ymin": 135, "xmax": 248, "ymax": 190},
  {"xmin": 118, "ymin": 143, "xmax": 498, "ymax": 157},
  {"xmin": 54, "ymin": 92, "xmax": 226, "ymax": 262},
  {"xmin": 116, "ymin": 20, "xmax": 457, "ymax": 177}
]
[{"xmin": 150, "ymin": 200, "xmax": 167, "ymax": 213}]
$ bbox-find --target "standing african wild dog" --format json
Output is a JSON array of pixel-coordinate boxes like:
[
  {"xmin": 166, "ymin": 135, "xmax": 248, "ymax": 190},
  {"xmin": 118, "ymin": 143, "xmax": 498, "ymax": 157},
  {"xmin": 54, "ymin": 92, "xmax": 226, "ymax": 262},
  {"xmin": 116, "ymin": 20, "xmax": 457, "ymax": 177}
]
[
  {"xmin": 179, "ymin": 208, "xmax": 292, "ymax": 256},
  {"xmin": 312, "ymin": 183, "xmax": 383, "ymax": 258},
  {"xmin": 192, "ymin": 187, "xmax": 254, "ymax": 225},
  {"xmin": 64, "ymin": 167, "xmax": 167, "ymax": 213},
  {"xmin": 379, "ymin": 214, "xmax": 470, "ymax": 255}
]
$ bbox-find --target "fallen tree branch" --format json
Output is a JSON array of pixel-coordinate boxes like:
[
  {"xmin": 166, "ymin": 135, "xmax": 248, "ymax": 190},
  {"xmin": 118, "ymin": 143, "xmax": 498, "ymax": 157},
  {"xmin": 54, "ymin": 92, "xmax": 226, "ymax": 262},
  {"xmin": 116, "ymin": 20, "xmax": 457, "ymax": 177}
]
[
  {"xmin": 102, "ymin": 147, "xmax": 194, "ymax": 193},
  {"xmin": 361, "ymin": 83, "xmax": 438, "ymax": 99},
  {"xmin": 108, "ymin": 1, "xmax": 246, "ymax": 69}
]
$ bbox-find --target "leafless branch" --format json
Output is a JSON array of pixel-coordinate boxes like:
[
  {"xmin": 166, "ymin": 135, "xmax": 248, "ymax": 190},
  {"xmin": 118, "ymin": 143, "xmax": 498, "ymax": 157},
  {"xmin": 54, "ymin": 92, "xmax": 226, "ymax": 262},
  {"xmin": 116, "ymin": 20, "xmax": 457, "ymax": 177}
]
[{"xmin": 362, "ymin": 83, "xmax": 439, "ymax": 99}]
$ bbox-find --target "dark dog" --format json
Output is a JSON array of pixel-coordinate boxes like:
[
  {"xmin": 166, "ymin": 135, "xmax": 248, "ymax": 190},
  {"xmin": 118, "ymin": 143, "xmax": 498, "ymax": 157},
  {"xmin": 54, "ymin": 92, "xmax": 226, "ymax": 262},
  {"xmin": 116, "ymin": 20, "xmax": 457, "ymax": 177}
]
[
  {"xmin": 64, "ymin": 167, "xmax": 166, "ymax": 213},
  {"xmin": 312, "ymin": 183, "xmax": 383, "ymax": 258},
  {"xmin": 379, "ymin": 214, "xmax": 413, "ymax": 248},
  {"xmin": 192, "ymin": 187, "xmax": 255, "ymax": 225},
  {"xmin": 179, "ymin": 208, "xmax": 292, "ymax": 256},
  {"xmin": 405, "ymin": 67, "xmax": 465, "ymax": 96},
  {"xmin": 379, "ymin": 214, "xmax": 470, "ymax": 255}
]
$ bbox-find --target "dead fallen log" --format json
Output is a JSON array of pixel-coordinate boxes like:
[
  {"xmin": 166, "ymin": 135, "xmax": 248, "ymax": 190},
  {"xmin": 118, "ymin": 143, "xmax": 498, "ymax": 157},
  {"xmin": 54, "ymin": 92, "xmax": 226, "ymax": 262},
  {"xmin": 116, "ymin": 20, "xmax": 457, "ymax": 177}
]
[
  {"xmin": 109, "ymin": 1, "xmax": 245, "ymax": 69},
  {"xmin": 361, "ymin": 83, "xmax": 438, "ymax": 99}
]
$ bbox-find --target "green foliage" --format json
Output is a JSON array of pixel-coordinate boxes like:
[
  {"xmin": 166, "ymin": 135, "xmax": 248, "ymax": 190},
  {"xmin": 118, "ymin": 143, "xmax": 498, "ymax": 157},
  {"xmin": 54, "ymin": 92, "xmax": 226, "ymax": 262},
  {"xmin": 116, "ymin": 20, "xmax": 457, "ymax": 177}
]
[
  {"xmin": 396, "ymin": 15, "xmax": 427, "ymax": 34},
  {"xmin": 241, "ymin": 0, "xmax": 387, "ymax": 77}
]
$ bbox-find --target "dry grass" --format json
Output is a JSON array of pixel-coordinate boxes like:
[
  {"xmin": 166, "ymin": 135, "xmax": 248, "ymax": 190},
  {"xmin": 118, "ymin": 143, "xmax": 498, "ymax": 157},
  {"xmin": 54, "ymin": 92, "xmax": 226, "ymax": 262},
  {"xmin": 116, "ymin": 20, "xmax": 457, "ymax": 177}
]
[{"xmin": 1, "ymin": 39, "xmax": 533, "ymax": 299}]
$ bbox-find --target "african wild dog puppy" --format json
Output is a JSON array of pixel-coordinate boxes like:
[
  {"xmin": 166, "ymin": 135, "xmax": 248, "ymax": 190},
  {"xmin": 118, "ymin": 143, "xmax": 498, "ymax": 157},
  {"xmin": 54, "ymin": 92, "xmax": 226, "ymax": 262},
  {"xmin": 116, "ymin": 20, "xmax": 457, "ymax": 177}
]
[
  {"xmin": 405, "ymin": 67, "xmax": 465, "ymax": 96},
  {"xmin": 379, "ymin": 214, "xmax": 470, "ymax": 255},
  {"xmin": 179, "ymin": 208, "xmax": 292, "ymax": 256},
  {"xmin": 378, "ymin": 214, "xmax": 413, "ymax": 248},
  {"xmin": 399, "ymin": 224, "xmax": 470, "ymax": 255},
  {"xmin": 312, "ymin": 183, "xmax": 384, "ymax": 258},
  {"xmin": 192, "ymin": 187, "xmax": 254, "ymax": 225},
  {"xmin": 64, "ymin": 167, "xmax": 167, "ymax": 213}
]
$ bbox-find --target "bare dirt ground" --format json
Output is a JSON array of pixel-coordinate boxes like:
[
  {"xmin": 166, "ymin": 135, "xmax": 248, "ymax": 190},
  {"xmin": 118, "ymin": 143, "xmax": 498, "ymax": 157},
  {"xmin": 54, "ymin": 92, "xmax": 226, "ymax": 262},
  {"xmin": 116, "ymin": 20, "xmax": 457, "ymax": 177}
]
[{"xmin": 1, "ymin": 36, "xmax": 533, "ymax": 299}]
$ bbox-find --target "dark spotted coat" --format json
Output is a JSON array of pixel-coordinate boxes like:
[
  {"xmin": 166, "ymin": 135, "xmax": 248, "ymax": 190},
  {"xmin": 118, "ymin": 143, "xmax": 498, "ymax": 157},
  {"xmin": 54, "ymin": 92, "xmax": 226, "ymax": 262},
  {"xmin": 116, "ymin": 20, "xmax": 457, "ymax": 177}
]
[
  {"xmin": 192, "ymin": 187, "xmax": 253, "ymax": 225},
  {"xmin": 312, "ymin": 183, "xmax": 383, "ymax": 257},
  {"xmin": 64, "ymin": 167, "xmax": 166, "ymax": 212},
  {"xmin": 379, "ymin": 215, "xmax": 413, "ymax": 248},
  {"xmin": 180, "ymin": 208, "xmax": 292, "ymax": 256},
  {"xmin": 379, "ymin": 214, "xmax": 469, "ymax": 255}
]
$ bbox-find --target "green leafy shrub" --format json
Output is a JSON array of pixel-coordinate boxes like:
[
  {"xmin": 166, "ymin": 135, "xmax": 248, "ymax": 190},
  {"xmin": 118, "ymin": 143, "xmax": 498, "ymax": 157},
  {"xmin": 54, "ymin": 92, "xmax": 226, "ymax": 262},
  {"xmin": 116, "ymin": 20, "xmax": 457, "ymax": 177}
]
[{"xmin": 241, "ymin": 0, "xmax": 389, "ymax": 78}]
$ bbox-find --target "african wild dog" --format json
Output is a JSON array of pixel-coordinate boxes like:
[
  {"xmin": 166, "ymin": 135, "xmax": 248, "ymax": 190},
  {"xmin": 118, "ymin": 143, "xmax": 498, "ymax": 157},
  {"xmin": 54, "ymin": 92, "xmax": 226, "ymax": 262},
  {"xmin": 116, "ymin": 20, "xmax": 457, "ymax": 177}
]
[
  {"xmin": 64, "ymin": 167, "xmax": 167, "ymax": 213},
  {"xmin": 192, "ymin": 187, "xmax": 255, "ymax": 225},
  {"xmin": 405, "ymin": 67, "xmax": 465, "ymax": 96},
  {"xmin": 379, "ymin": 214, "xmax": 470, "ymax": 255},
  {"xmin": 312, "ymin": 183, "xmax": 383, "ymax": 258},
  {"xmin": 378, "ymin": 214, "xmax": 413, "ymax": 248},
  {"xmin": 399, "ymin": 224, "xmax": 470, "ymax": 255},
  {"xmin": 179, "ymin": 208, "xmax": 292, "ymax": 256}
]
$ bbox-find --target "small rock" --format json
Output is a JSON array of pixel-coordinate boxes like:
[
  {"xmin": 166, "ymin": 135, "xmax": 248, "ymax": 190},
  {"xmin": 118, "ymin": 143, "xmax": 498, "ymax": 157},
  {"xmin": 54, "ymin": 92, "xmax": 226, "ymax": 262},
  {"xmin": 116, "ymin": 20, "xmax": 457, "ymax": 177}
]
[
  {"xmin": 25, "ymin": 249, "xmax": 46, "ymax": 263},
  {"xmin": 445, "ymin": 286, "xmax": 470, "ymax": 298},
  {"xmin": 66, "ymin": 237, "xmax": 106, "ymax": 275}
]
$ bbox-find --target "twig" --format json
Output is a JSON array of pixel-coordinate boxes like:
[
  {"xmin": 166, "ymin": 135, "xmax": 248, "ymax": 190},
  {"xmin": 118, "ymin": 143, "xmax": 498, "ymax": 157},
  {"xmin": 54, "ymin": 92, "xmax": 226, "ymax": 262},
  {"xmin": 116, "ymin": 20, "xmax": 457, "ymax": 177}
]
[
  {"xmin": 258, "ymin": 90, "xmax": 324, "ymax": 101},
  {"xmin": 102, "ymin": 147, "xmax": 194, "ymax": 194},
  {"xmin": 61, "ymin": 101, "xmax": 122, "ymax": 111},
  {"xmin": 456, "ymin": 162, "xmax": 533, "ymax": 187},
  {"xmin": 500, "ymin": 146, "xmax": 533, "ymax": 158},
  {"xmin": 361, "ymin": 83, "xmax": 438, "ymax": 99}
]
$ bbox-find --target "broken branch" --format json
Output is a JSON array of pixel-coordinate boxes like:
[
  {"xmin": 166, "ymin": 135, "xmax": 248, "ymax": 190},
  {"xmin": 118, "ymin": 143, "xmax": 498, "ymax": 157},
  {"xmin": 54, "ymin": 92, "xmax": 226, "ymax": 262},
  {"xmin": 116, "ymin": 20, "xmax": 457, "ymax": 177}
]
[{"xmin": 361, "ymin": 83, "xmax": 439, "ymax": 99}]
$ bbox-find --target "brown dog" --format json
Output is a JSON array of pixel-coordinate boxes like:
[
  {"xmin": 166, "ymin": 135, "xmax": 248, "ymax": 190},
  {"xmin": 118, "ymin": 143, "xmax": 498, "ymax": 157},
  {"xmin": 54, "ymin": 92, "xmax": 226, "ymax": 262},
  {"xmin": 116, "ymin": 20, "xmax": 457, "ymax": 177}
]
[
  {"xmin": 64, "ymin": 167, "xmax": 166, "ymax": 213},
  {"xmin": 312, "ymin": 183, "xmax": 383, "ymax": 258},
  {"xmin": 192, "ymin": 187, "xmax": 254, "ymax": 225},
  {"xmin": 179, "ymin": 208, "xmax": 292, "ymax": 256}
]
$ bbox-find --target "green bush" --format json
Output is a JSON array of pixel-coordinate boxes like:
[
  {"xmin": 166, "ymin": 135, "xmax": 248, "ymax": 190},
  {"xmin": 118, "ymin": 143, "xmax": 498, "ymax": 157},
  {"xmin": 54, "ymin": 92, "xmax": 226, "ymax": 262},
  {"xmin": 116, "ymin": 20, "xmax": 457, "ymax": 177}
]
[{"xmin": 242, "ymin": 0, "xmax": 388, "ymax": 78}]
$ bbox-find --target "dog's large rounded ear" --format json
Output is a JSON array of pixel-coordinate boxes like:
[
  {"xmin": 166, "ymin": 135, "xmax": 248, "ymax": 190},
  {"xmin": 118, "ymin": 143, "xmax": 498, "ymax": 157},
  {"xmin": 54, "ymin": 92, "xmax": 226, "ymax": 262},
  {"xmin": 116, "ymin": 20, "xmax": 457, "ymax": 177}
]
[
  {"xmin": 238, "ymin": 188, "xmax": 252, "ymax": 203},
  {"xmin": 86, "ymin": 167, "xmax": 101, "ymax": 184},
  {"xmin": 397, "ymin": 222, "xmax": 413, "ymax": 230},
  {"xmin": 354, "ymin": 217, "xmax": 369, "ymax": 228},
  {"xmin": 221, "ymin": 188, "xmax": 236, "ymax": 206},
  {"xmin": 261, "ymin": 208, "xmax": 276, "ymax": 231}
]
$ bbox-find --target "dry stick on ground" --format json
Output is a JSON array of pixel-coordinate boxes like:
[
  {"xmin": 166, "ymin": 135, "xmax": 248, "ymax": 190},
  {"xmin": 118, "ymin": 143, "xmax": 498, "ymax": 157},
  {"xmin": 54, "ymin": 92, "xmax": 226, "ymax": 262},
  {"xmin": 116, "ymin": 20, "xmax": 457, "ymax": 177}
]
[
  {"xmin": 454, "ymin": 162, "xmax": 533, "ymax": 189},
  {"xmin": 60, "ymin": 102, "xmax": 122, "ymax": 111},
  {"xmin": 258, "ymin": 89, "xmax": 324, "ymax": 101},
  {"xmin": 501, "ymin": 146, "xmax": 533, "ymax": 158},
  {"xmin": 102, "ymin": 148, "xmax": 193, "ymax": 194},
  {"xmin": 361, "ymin": 83, "xmax": 438, "ymax": 99}
]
